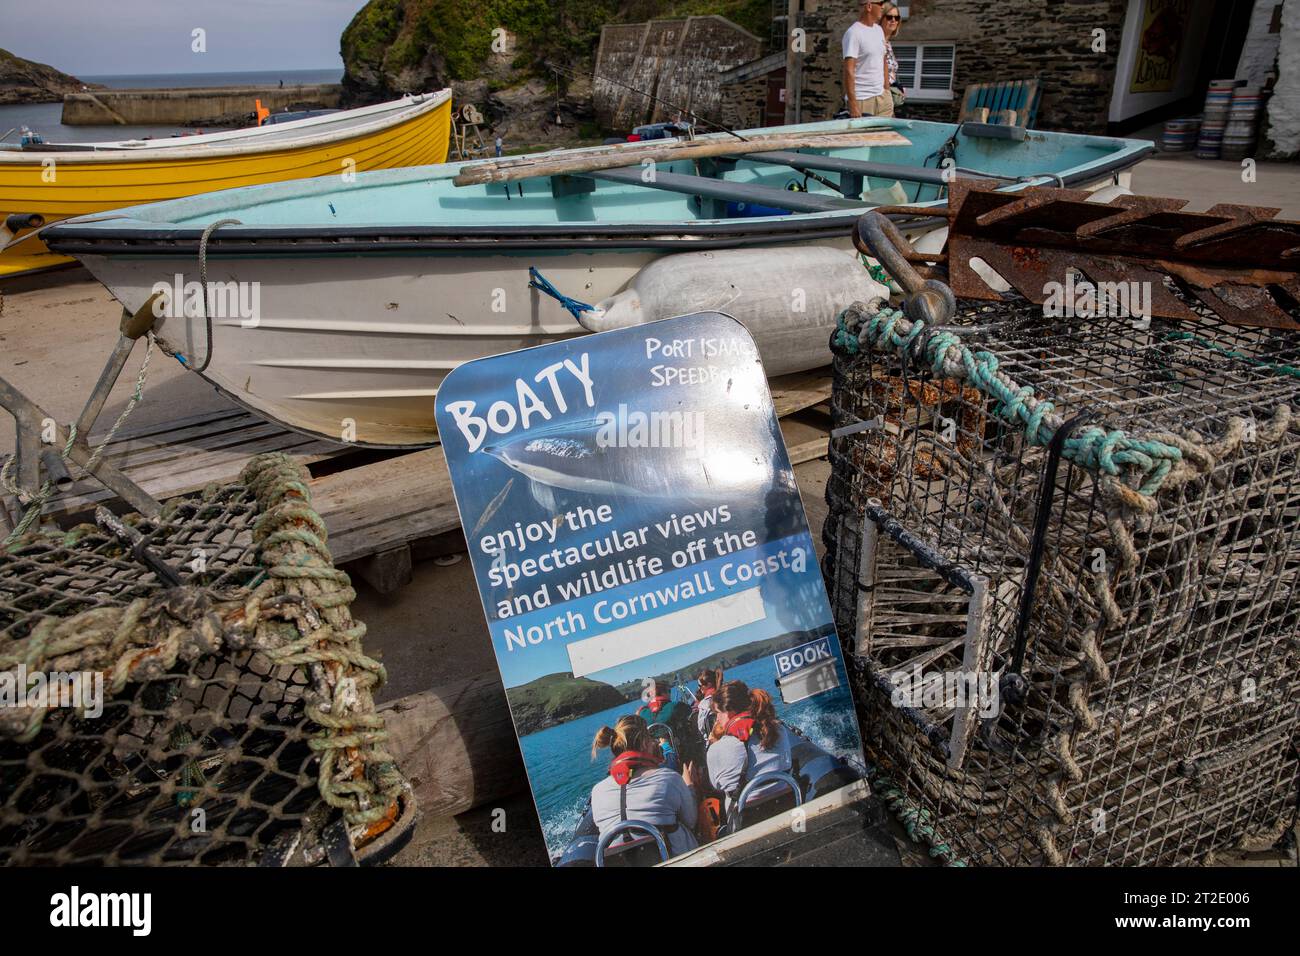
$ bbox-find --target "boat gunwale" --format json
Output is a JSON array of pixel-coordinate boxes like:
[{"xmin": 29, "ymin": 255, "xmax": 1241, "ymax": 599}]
[
  {"xmin": 41, "ymin": 142, "xmax": 1154, "ymax": 255},
  {"xmin": 0, "ymin": 90, "xmax": 452, "ymax": 165}
]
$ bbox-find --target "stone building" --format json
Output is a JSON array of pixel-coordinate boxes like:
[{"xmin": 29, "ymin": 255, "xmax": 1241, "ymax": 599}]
[
  {"xmin": 721, "ymin": 0, "xmax": 1295, "ymax": 151},
  {"xmin": 593, "ymin": 16, "xmax": 763, "ymax": 131}
]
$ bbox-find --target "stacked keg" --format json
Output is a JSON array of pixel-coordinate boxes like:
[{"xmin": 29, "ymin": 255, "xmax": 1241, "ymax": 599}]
[
  {"xmin": 1196, "ymin": 78, "xmax": 1241, "ymax": 158},
  {"xmin": 1221, "ymin": 86, "xmax": 1263, "ymax": 160},
  {"xmin": 1161, "ymin": 117, "xmax": 1200, "ymax": 152}
]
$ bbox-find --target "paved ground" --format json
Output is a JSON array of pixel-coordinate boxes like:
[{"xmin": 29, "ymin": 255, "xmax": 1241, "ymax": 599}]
[
  {"xmin": 3, "ymin": 152, "xmax": 1298, "ymax": 867},
  {"xmin": 1129, "ymin": 154, "xmax": 1300, "ymax": 219}
]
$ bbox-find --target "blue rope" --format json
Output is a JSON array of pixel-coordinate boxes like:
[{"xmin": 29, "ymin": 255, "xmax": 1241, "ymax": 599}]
[{"xmin": 528, "ymin": 266, "xmax": 595, "ymax": 321}]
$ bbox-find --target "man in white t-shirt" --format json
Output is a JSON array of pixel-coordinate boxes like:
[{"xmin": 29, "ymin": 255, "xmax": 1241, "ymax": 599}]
[{"xmin": 842, "ymin": 1, "xmax": 892, "ymax": 118}]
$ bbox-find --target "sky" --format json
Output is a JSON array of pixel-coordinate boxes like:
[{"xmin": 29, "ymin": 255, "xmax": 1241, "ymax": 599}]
[{"xmin": 1, "ymin": 0, "xmax": 365, "ymax": 75}]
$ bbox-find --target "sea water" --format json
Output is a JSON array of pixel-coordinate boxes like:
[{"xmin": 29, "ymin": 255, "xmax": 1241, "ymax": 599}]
[
  {"xmin": 0, "ymin": 69, "xmax": 342, "ymax": 144},
  {"xmin": 518, "ymin": 654, "xmax": 862, "ymax": 859}
]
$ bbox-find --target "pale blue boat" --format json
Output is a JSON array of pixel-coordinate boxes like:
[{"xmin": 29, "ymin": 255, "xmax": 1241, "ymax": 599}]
[{"xmin": 46, "ymin": 116, "xmax": 1153, "ymax": 446}]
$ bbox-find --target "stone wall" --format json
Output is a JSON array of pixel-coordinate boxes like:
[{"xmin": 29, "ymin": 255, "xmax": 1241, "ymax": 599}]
[
  {"xmin": 1268, "ymin": 0, "xmax": 1299, "ymax": 156},
  {"xmin": 62, "ymin": 85, "xmax": 342, "ymax": 126},
  {"xmin": 794, "ymin": 0, "xmax": 1129, "ymax": 133},
  {"xmin": 719, "ymin": 73, "xmax": 772, "ymax": 128},
  {"xmin": 593, "ymin": 16, "xmax": 763, "ymax": 130},
  {"xmin": 1236, "ymin": 0, "xmax": 1284, "ymax": 88}
]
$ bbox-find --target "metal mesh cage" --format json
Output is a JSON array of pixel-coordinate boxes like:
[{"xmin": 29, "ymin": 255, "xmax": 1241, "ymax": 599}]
[
  {"xmin": 0, "ymin": 454, "xmax": 409, "ymax": 866},
  {"xmin": 824, "ymin": 296, "xmax": 1300, "ymax": 866}
]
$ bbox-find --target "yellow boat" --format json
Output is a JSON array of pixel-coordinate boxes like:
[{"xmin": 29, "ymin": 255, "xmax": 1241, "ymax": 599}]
[{"xmin": 0, "ymin": 90, "xmax": 452, "ymax": 277}]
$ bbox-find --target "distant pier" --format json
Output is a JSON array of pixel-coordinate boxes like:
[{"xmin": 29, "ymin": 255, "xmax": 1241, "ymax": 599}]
[{"xmin": 61, "ymin": 84, "xmax": 343, "ymax": 126}]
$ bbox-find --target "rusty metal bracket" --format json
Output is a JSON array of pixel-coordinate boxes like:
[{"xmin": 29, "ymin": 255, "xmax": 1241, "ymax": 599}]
[{"xmin": 865, "ymin": 181, "xmax": 1300, "ymax": 331}]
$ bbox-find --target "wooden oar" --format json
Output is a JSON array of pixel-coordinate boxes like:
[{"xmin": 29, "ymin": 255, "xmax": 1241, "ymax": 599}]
[{"xmin": 452, "ymin": 127, "xmax": 912, "ymax": 187}]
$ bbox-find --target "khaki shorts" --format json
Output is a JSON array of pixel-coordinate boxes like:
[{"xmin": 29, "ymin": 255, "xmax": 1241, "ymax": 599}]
[{"xmin": 856, "ymin": 93, "xmax": 895, "ymax": 118}]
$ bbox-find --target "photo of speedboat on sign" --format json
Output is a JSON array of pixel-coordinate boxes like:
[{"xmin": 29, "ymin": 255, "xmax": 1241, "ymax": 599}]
[{"xmin": 43, "ymin": 116, "xmax": 1151, "ymax": 446}]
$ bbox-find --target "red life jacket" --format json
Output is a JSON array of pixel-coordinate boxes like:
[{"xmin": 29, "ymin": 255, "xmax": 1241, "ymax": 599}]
[
  {"xmin": 609, "ymin": 750, "xmax": 662, "ymax": 786},
  {"xmin": 644, "ymin": 695, "xmax": 672, "ymax": 715},
  {"xmin": 723, "ymin": 712, "xmax": 756, "ymax": 743}
]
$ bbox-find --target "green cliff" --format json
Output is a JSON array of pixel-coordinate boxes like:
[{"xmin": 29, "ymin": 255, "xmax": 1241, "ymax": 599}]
[
  {"xmin": 340, "ymin": 0, "xmax": 770, "ymax": 101},
  {"xmin": 506, "ymin": 671, "xmax": 629, "ymax": 737},
  {"xmin": 0, "ymin": 49, "xmax": 100, "ymax": 105}
]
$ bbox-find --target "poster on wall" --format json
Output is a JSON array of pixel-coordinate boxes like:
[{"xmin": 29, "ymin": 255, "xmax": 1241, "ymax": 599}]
[
  {"xmin": 1130, "ymin": 0, "xmax": 1191, "ymax": 93},
  {"xmin": 435, "ymin": 311, "xmax": 864, "ymax": 866}
]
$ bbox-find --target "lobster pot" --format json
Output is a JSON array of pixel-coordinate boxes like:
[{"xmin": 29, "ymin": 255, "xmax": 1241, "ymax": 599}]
[
  {"xmin": 0, "ymin": 456, "xmax": 407, "ymax": 865},
  {"xmin": 823, "ymin": 299, "xmax": 1300, "ymax": 865}
]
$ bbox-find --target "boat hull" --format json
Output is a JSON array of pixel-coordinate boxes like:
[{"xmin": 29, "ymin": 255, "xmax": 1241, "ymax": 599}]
[
  {"xmin": 46, "ymin": 116, "xmax": 1153, "ymax": 446},
  {"xmin": 77, "ymin": 248, "xmax": 655, "ymax": 446},
  {"xmin": 0, "ymin": 94, "xmax": 452, "ymax": 278}
]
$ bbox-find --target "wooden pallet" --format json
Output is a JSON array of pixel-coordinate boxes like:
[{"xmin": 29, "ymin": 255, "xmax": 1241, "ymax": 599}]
[
  {"xmin": 22, "ymin": 369, "xmax": 833, "ymax": 593},
  {"xmin": 35, "ymin": 406, "xmax": 352, "ymax": 524}
]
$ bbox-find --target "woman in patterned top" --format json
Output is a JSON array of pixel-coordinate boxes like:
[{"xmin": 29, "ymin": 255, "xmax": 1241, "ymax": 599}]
[{"xmin": 882, "ymin": 3, "xmax": 904, "ymax": 113}]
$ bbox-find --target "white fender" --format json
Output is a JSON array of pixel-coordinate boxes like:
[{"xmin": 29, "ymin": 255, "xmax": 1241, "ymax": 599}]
[{"xmin": 577, "ymin": 245, "xmax": 890, "ymax": 376}]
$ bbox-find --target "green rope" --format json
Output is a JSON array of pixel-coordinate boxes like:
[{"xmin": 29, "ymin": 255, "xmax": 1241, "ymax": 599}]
[
  {"xmin": 833, "ymin": 304, "xmax": 1187, "ymax": 496},
  {"xmin": 1162, "ymin": 330, "xmax": 1300, "ymax": 380},
  {"xmin": 867, "ymin": 765, "xmax": 966, "ymax": 866}
]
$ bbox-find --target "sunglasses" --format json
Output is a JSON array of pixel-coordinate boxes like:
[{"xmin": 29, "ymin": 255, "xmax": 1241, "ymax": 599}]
[{"xmin": 884, "ymin": 13, "xmax": 901, "ymax": 19}]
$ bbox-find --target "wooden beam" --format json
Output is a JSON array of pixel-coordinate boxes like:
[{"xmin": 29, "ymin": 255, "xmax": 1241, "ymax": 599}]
[
  {"xmin": 452, "ymin": 128, "xmax": 911, "ymax": 187},
  {"xmin": 378, "ymin": 672, "xmax": 526, "ymax": 819},
  {"xmin": 786, "ymin": 436, "xmax": 829, "ymax": 465},
  {"xmin": 310, "ymin": 447, "xmax": 459, "ymax": 566},
  {"xmin": 347, "ymin": 543, "xmax": 413, "ymax": 595},
  {"xmin": 770, "ymin": 367, "xmax": 831, "ymax": 418}
]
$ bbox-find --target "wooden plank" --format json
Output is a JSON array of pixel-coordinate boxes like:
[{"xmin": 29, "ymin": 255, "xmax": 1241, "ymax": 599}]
[
  {"xmin": 311, "ymin": 447, "xmax": 459, "ymax": 566},
  {"xmin": 91, "ymin": 420, "xmax": 320, "ymax": 475},
  {"xmin": 453, "ymin": 128, "xmax": 911, "ymax": 186},
  {"xmin": 43, "ymin": 433, "xmax": 346, "ymax": 521},
  {"xmin": 769, "ymin": 368, "xmax": 832, "ymax": 418},
  {"xmin": 786, "ymin": 436, "xmax": 829, "ymax": 466},
  {"xmin": 84, "ymin": 406, "xmax": 250, "ymax": 447}
]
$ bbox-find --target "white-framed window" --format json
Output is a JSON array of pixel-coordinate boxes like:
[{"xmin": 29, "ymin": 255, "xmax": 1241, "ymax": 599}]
[{"xmin": 892, "ymin": 42, "xmax": 956, "ymax": 101}]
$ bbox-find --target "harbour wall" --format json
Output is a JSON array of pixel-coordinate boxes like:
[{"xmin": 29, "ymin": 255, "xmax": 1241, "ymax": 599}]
[{"xmin": 61, "ymin": 84, "xmax": 343, "ymax": 126}]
